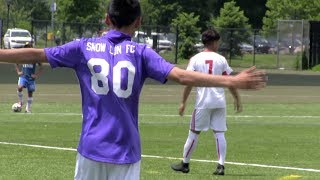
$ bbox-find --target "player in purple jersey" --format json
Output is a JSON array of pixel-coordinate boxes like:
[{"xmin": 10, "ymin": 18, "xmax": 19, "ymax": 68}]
[
  {"xmin": 0, "ymin": 0, "xmax": 266, "ymax": 179},
  {"xmin": 15, "ymin": 43, "xmax": 43, "ymax": 113}
]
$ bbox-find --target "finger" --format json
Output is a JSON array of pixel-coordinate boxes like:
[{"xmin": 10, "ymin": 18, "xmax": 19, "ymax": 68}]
[
  {"xmin": 249, "ymin": 74, "xmax": 268, "ymax": 84},
  {"xmin": 242, "ymin": 66, "xmax": 256, "ymax": 73},
  {"xmin": 252, "ymin": 82, "xmax": 267, "ymax": 90},
  {"xmin": 243, "ymin": 81, "xmax": 265, "ymax": 90},
  {"xmin": 253, "ymin": 70, "xmax": 267, "ymax": 77},
  {"xmin": 249, "ymin": 71, "xmax": 267, "ymax": 81}
]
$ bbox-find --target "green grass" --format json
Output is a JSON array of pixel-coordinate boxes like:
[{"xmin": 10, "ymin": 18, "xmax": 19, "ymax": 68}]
[
  {"xmin": 0, "ymin": 84, "xmax": 320, "ymax": 179},
  {"xmin": 228, "ymin": 54, "xmax": 300, "ymax": 70},
  {"xmin": 161, "ymin": 50, "xmax": 300, "ymax": 70}
]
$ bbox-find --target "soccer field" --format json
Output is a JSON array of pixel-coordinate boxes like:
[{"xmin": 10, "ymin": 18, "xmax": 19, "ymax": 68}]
[{"xmin": 0, "ymin": 83, "xmax": 320, "ymax": 179}]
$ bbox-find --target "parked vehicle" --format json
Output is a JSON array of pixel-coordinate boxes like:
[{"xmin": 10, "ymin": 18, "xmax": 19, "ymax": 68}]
[
  {"xmin": 194, "ymin": 42, "xmax": 204, "ymax": 52},
  {"xmin": 239, "ymin": 43, "xmax": 254, "ymax": 54},
  {"xmin": 146, "ymin": 32, "xmax": 173, "ymax": 51},
  {"xmin": 250, "ymin": 35, "xmax": 271, "ymax": 54},
  {"xmin": 3, "ymin": 28, "xmax": 33, "ymax": 49},
  {"xmin": 133, "ymin": 31, "xmax": 149, "ymax": 44}
]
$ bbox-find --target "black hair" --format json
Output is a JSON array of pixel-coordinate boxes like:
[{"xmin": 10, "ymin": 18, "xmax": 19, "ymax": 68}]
[
  {"xmin": 201, "ymin": 28, "xmax": 220, "ymax": 46},
  {"xmin": 107, "ymin": 0, "xmax": 141, "ymax": 28}
]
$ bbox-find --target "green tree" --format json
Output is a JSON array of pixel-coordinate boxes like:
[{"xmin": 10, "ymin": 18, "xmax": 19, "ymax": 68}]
[
  {"xmin": 236, "ymin": 0, "xmax": 267, "ymax": 29},
  {"xmin": 142, "ymin": 0, "xmax": 181, "ymax": 27},
  {"xmin": 57, "ymin": 0, "xmax": 104, "ymax": 23},
  {"xmin": 172, "ymin": 12, "xmax": 200, "ymax": 60},
  {"xmin": 263, "ymin": 0, "xmax": 320, "ymax": 31},
  {"xmin": 9, "ymin": 6, "xmax": 30, "ymax": 30},
  {"xmin": 144, "ymin": 0, "xmax": 221, "ymax": 31},
  {"xmin": 0, "ymin": 0, "xmax": 51, "ymax": 31},
  {"xmin": 176, "ymin": 0, "xmax": 220, "ymax": 31},
  {"xmin": 143, "ymin": 0, "xmax": 267, "ymax": 31},
  {"xmin": 0, "ymin": 0, "xmax": 10, "ymax": 23},
  {"xmin": 211, "ymin": 1, "xmax": 251, "ymax": 57},
  {"xmin": 56, "ymin": 0, "xmax": 105, "ymax": 38},
  {"xmin": 16, "ymin": 0, "xmax": 51, "ymax": 20}
]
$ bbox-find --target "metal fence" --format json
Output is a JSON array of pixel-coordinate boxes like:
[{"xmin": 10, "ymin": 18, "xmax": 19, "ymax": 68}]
[
  {"xmin": 0, "ymin": 18, "xmax": 2, "ymax": 48},
  {"xmin": 31, "ymin": 20, "xmax": 104, "ymax": 47},
  {"xmin": 309, "ymin": 21, "xmax": 320, "ymax": 68},
  {"xmin": 276, "ymin": 20, "xmax": 309, "ymax": 70},
  {"xmin": 0, "ymin": 19, "xmax": 314, "ymax": 70}
]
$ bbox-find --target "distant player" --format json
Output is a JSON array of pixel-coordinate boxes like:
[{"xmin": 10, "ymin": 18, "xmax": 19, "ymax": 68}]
[
  {"xmin": 0, "ymin": 0, "xmax": 265, "ymax": 179},
  {"xmin": 171, "ymin": 28, "xmax": 242, "ymax": 175},
  {"xmin": 15, "ymin": 42, "xmax": 43, "ymax": 113}
]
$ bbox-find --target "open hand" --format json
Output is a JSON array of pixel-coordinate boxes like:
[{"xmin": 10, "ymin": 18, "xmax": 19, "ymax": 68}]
[
  {"xmin": 31, "ymin": 74, "xmax": 37, "ymax": 79},
  {"xmin": 233, "ymin": 66, "xmax": 267, "ymax": 90}
]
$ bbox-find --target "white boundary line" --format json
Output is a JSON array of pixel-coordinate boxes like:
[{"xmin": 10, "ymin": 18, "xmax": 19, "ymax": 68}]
[
  {"xmin": 5, "ymin": 92, "xmax": 320, "ymax": 98},
  {"xmin": 4, "ymin": 112, "xmax": 320, "ymax": 119},
  {"xmin": 0, "ymin": 141, "xmax": 319, "ymax": 173}
]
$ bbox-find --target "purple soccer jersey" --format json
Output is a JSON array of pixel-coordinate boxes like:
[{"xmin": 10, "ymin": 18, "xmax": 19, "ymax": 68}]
[{"xmin": 44, "ymin": 30, "xmax": 174, "ymax": 164}]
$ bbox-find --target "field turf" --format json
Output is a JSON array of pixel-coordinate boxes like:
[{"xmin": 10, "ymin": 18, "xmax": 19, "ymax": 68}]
[{"xmin": 1, "ymin": 81, "xmax": 320, "ymax": 179}]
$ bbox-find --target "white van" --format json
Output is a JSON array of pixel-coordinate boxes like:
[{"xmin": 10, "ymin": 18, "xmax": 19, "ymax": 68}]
[
  {"xmin": 133, "ymin": 31, "xmax": 148, "ymax": 44},
  {"xmin": 146, "ymin": 32, "xmax": 173, "ymax": 51},
  {"xmin": 3, "ymin": 28, "xmax": 33, "ymax": 49}
]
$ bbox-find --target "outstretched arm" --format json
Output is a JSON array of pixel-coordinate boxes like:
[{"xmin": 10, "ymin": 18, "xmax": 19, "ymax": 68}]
[
  {"xmin": 179, "ymin": 85, "xmax": 193, "ymax": 116},
  {"xmin": 167, "ymin": 66, "xmax": 266, "ymax": 90},
  {"xmin": 0, "ymin": 48, "xmax": 47, "ymax": 64},
  {"xmin": 228, "ymin": 87, "xmax": 242, "ymax": 113}
]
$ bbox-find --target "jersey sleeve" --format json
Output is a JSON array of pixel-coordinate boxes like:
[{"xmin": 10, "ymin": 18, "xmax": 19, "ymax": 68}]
[
  {"xmin": 223, "ymin": 57, "xmax": 233, "ymax": 75},
  {"xmin": 44, "ymin": 40, "xmax": 83, "ymax": 69},
  {"xmin": 186, "ymin": 57, "xmax": 196, "ymax": 71},
  {"xmin": 142, "ymin": 47, "xmax": 174, "ymax": 84}
]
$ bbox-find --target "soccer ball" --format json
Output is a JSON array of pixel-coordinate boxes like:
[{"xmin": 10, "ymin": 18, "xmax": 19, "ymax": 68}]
[{"xmin": 12, "ymin": 103, "xmax": 22, "ymax": 112}]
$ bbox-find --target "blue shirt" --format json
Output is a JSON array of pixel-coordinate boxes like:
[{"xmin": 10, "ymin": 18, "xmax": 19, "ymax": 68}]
[
  {"xmin": 21, "ymin": 64, "xmax": 37, "ymax": 81},
  {"xmin": 44, "ymin": 30, "xmax": 174, "ymax": 164}
]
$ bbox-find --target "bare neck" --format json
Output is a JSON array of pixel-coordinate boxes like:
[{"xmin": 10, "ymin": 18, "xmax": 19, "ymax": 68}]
[
  {"xmin": 204, "ymin": 41, "xmax": 218, "ymax": 52},
  {"xmin": 109, "ymin": 24, "xmax": 136, "ymax": 37}
]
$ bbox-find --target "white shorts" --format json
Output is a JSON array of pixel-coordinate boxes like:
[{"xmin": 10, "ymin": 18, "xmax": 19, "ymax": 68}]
[
  {"xmin": 190, "ymin": 108, "xmax": 227, "ymax": 132},
  {"xmin": 74, "ymin": 153, "xmax": 141, "ymax": 180}
]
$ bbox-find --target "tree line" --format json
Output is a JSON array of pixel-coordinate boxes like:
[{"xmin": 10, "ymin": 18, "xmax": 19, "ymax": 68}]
[
  {"xmin": 0, "ymin": 0, "xmax": 319, "ymax": 59},
  {"xmin": 0, "ymin": 0, "xmax": 319, "ymax": 31}
]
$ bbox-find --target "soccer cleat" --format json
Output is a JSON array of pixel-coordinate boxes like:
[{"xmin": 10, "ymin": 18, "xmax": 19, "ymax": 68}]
[
  {"xmin": 171, "ymin": 161, "xmax": 190, "ymax": 173},
  {"xmin": 213, "ymin": 164, "xmax": 225, "ymax": 175},
  {"xmin": 25, "ymin": 110, "xmax": 32, "ymax": 114}
]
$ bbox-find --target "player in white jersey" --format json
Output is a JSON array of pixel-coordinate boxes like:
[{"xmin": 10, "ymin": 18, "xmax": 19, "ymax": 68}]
[{"xmin": 171, "ymin": 28, "xmax": 242, "ymax": 176}]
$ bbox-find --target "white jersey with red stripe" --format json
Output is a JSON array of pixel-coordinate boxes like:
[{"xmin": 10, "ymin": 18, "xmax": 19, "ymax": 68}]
[{"xmin": 187, "ymin": 51, "xmax": 233, "ymax": 109}]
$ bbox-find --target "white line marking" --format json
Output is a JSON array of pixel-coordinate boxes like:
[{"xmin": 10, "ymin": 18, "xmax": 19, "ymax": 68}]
[
  {"xmin": 5, "ymin": 92, "xmax": 320, "ymax": 98},
  {"xmin": 0, "ymin": 141, "xmax": 319, "ymax": 173},
  {"xmin": 4, "ymin": 112, "xmax": 320, "ymax": 119},
  {"xmin": 143, "ymin": 155, "xmax": 320, "ymax": 173},
  {"xmin": 0, "ymin": 141, "xmax": 76, "ymax": 151}
]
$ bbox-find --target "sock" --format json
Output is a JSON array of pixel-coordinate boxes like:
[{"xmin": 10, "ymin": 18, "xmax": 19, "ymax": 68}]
[
  {"xmin": 26, "ymin": 97, "xmax": 33, "ymax": 111},
  {"xmin": 214, "ymin": 132, "xmax": 227, "ymax": 165},
  {"xmin": 17, "ymin": 91, "xmax": 23, "ymax": 105},
  {"xmin": 183, "ymin": 130, "xmax": 199, "ymax": 163}
]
